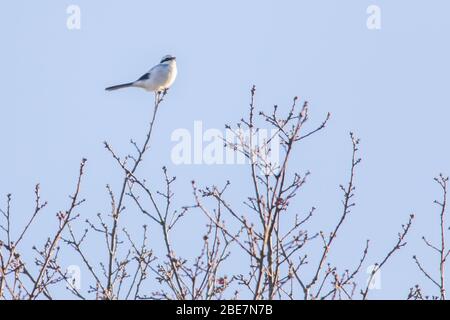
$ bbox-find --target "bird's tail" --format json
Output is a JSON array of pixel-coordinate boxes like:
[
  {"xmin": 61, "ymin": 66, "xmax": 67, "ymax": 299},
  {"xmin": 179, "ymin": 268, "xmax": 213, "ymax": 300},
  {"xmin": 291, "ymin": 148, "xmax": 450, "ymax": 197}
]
[{"xmin": 105, "ymin": 82, "xmax": 135, "ymax": 91}]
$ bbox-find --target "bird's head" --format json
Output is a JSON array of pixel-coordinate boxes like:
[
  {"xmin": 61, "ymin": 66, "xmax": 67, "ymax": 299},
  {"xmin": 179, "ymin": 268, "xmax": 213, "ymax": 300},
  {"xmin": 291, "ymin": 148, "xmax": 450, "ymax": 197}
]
[{"xmin": 160, "ymin": 55, "xmax": 176, "ymax": 64}]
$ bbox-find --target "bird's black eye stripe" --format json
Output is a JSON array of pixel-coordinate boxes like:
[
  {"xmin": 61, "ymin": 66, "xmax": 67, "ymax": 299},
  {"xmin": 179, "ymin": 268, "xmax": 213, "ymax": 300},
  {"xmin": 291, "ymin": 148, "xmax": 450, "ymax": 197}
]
[{"xmin": 160, "ymin": 57, "xmax": 175, "ymax": 63}]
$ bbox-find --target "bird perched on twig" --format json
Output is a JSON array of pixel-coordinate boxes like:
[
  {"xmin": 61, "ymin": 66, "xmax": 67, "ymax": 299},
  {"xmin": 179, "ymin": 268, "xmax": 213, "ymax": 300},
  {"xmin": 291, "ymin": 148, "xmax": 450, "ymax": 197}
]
[{"xmin": 105, "ymin": 55, "xmax": 177, "ymax": 102}]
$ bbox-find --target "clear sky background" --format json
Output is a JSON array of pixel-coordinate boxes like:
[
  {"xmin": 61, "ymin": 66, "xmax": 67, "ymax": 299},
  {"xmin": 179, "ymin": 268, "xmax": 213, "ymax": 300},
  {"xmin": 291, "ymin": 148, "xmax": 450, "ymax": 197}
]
[{"xmin": 1, "ymin": 1, "xmax": 450, "ymax": 299}]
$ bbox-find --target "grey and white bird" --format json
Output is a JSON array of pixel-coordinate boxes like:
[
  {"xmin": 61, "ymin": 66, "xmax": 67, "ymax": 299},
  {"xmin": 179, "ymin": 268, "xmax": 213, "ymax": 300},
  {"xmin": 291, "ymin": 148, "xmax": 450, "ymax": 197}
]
[{"xmin": 105, "ymin": 55, "xmax": 177, "ymax": 98}]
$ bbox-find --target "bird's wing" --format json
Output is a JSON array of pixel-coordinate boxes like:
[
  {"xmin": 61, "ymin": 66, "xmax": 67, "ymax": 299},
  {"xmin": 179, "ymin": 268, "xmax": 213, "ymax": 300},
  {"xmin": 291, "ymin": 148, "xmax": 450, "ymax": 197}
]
[
  {"xmin": 137, "ymin": 71, "xmax": 151, "ymax": 81},
  {"xmin": 135, "ymin": 64, "xmax": 168, "ymax": 84},
  {"xmin": 138, "ymin": 63, "xmax": 164, "ymax": 81}
]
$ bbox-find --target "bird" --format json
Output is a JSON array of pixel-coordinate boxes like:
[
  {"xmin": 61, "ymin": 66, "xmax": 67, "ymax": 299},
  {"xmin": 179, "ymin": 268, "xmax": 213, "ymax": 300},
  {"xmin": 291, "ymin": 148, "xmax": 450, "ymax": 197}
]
[{"xmin": 105, "ymin": 55, "xmax": 177, "ymax": 102}]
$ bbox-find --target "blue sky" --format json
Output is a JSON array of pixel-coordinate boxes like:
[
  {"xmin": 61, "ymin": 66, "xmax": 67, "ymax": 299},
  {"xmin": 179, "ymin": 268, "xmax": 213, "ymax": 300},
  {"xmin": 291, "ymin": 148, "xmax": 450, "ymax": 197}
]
[{"xmin": 1, "ymin": 1, "xmax": 450, "ymax": 299}]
